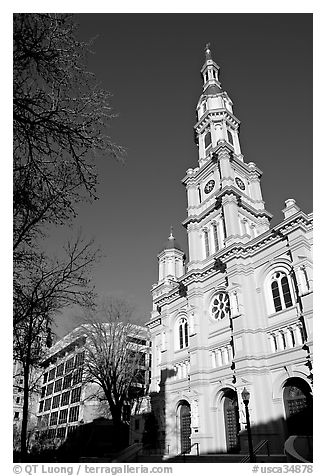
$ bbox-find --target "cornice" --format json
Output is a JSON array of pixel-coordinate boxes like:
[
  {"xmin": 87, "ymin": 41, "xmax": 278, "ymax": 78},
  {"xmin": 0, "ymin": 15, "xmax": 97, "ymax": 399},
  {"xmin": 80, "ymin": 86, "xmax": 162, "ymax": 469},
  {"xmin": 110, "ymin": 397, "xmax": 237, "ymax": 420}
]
[
  {"xmin": 182, "ymin": 186, "xmax": 272, "ymax": 228},
  {"xmin": 194, "ymin": 108, "xmax": 240, "ymax": 133},
  {"xmin": 154, "ymin": 212, "xmax": 313, "ymax": 308}
]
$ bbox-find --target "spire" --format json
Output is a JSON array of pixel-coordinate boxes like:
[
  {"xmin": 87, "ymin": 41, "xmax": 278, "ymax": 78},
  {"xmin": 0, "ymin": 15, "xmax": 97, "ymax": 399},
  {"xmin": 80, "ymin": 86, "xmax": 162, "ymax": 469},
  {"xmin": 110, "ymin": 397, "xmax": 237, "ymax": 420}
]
[
  {"xmin": 160, "ymin": 227, "xmax": 183, "ymax": 253},
  {"xmin": 201, "ymin": 43, "xmax": 221, "ymax": 94},
  {"xmin": 205, "ymin": 42, "xmax": 212, "ymax": 61}
]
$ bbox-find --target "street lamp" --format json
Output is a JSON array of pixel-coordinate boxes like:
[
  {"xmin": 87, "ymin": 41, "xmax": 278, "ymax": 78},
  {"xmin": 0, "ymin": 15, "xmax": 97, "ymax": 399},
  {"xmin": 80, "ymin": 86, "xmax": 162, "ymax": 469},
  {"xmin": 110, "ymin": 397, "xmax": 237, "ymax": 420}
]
[{"xmin": 241, "ymin": 387, "xmax": 255, "ymax": 462}]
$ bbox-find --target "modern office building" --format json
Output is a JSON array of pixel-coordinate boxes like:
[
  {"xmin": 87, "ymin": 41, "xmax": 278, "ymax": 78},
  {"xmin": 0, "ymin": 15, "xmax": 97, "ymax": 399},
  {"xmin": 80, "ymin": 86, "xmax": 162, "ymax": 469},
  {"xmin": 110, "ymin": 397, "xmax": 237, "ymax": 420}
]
[{"xmin": 36, "ymin": 323, "xmax": 150, "ymax": 444}]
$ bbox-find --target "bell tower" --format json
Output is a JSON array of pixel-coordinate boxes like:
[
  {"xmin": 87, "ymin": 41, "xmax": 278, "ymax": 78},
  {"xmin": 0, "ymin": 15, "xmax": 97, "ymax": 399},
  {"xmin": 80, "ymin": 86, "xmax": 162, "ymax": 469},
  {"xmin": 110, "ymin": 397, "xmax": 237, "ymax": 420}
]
[{"xmin": 183, "ymin": 44, "xmax": 273, "ymax": 269}]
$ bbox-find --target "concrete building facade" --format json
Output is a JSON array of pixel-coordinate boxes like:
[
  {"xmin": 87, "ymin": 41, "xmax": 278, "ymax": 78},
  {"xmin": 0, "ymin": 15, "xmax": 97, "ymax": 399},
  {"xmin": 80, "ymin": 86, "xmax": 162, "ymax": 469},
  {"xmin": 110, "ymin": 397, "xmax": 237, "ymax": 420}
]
[
  {"xmin": 148, "ymin": 45, "xmax": 313, "ymax": 457},
  {"xmin": 36, "ymin": 323, "xmax": 150, "ymax": 445}
]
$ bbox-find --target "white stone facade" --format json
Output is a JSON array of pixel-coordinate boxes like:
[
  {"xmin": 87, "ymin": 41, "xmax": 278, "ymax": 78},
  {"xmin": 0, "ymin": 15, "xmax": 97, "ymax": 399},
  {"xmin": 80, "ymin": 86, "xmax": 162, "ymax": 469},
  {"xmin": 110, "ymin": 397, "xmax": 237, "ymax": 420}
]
[{"xmin": 148, "ymin": 46, "xmax": 313, "ymax": 457}]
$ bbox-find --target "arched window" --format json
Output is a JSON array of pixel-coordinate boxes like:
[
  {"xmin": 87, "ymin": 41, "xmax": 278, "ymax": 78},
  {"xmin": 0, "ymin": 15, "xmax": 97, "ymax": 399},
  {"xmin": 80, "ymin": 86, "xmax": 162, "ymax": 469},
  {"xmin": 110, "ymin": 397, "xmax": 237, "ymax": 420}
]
[
  {"xmin": 204, "ymin": 131, "xmax": 212, "ymax": 149},
  {"xmin": 227, "ymin": 129, "xmax": 233, "ymax": 145},
  {"xmin": 203, "ymin": 229, "xmax": 210, "ymax": 258},
  {"xmin": 270, "ymin": 271, "xmax": 293, "ymax": 312},
  {"xmin": 210, "ymin": 293, "xmax": 230, "ymax": 320},
  {"xmin": 178, "ymin": 317, "xmax": 189, "ymax": 350},
  {"xmin": 212, "ymin": 222, "xmax": 219, "ymax": 252}
]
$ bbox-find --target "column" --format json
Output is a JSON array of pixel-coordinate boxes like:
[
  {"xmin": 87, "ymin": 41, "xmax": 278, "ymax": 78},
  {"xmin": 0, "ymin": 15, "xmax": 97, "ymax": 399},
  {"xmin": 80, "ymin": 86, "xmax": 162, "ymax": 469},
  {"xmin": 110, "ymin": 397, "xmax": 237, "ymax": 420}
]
[
  {"xmin": 211, "ymin": 350, "xmax": 216, "ymax": 368},
  {"xmin": 216, "ymin": 349, "xmax": 222, "ymax": 367},
  {"xmin": 222, "ymin": 346, "xmax": 229, "ymax": 365},
  {"xmin": 284, "ymin": 328, "xmax": 294, "ymax": 348},
  {"xmin": 269, "ymin": 333, "xmax": 277, "ymax": 353},
  {"xmin": 227, "ymin": 345, "xmax": 233, "ymax": 362},
  {"xmin": 276, "ymin": 331, "xmax": 284, "ymax": 351},
  {"xmin": 222, "ymin": 194, "xmax": 242, "ymax": 240},
  {"xmin": 294, "ymin": 325, "xmax": 303, "ymax": 345},
  {"xmin": 217, "ymin": 218, "xmax": 225, "ymax": 248}
]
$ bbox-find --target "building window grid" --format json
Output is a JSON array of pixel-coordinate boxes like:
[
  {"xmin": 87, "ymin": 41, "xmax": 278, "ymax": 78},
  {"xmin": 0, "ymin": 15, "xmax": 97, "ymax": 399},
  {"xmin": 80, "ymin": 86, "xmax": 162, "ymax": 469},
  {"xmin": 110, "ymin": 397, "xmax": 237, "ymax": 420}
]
[
  {"xmin": 58, "ymin": 408, "xmax": 68, "ymax": 425},
  {"xmin": 72, "ymin": 367, "xmax": 83, "ymax": 386},
  {"xmin": 56, "ymin": 427, "xmax": 67, "ymax": 439},
  {"xmin": 65, "ymin": 357, "xmax": 74, "ymax": 374},
  {"xmin": 61, "ymin": 391, "xmax": 70, "ymax": 407},
  {"xmin": 54, "ymin": 378, "xmax": 63, "ymax": 393},
  {"xmin": 75, "ymin": 351, "xmax": 85, "ymax": 367},
  {"xmin": 56, "ymin": 363, "xmax": 64, "ymax": 378},
  {"xmin": 71, "ymin": 386, "xmax": 82, "ymax": 404},
  {"xmin": 46, "ymin": 383, "xmax": 54, "ymax": 396},
  {"xmin": 52, "ymin": 395, "xmax": 60, "ymax": 409},
  {"xmin": 48, "ymin": 368, "xmax": 56, "ymax": 381},
  {"xmin": 69, "ymin": 405, "xmax": 79, "ymax": 423},
  {"xmin": 44, "ymin": 398, "xmax": 52, "ymax": 411},
  {"xmin": 49, "ymin": 411, "xmax": 58, "ymax": 427},
  {"xmin": 63, "ymin": 374, "xmax": 72, "ymax": 390}
]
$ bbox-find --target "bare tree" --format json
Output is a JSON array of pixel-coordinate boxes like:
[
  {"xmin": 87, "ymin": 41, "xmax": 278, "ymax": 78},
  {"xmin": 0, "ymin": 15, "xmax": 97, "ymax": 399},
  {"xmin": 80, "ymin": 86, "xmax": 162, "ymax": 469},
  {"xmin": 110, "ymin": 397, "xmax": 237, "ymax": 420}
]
[
  {"xmin": 13, "ymin": 13, "xmax": 124, "ymax": 257},
  {"xmin": 14, "ymin": 236, "xmax": 100, "ymax": 458},
  {"xmin": 81, "ymin": 298, "xmax": 150, "ymax": 449},
  {"xmin": 13, "ymin": 13, "xmax": 124, "ymax": 458}
]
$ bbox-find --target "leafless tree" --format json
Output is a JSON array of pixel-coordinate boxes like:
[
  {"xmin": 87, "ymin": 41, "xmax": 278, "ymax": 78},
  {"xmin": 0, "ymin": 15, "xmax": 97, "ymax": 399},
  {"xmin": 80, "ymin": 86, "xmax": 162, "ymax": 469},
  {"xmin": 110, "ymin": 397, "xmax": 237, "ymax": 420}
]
[
  {"xmin": 13, "ymin": 13, "xmax": 124, "ymax": 458},
  {"xmin": 14, "ymin": 236, "xmax": 100, "ymax": 457},
  {"xmin": 14, "ymin": 13, "xmax": 124, "ymax": 257},
  {"xmin": 81, "ymin": 298, "xmax": 150, "ymax": 448}
]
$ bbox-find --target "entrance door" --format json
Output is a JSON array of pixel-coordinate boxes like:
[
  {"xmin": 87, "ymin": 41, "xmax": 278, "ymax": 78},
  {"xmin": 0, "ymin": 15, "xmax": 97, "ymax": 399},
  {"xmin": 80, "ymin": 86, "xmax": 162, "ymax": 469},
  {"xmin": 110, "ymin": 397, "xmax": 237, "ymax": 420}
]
[
  {"xmin": 223, "ymin": 390, "xmax": 240, "ymax": 452},
  {"xmin": 180, "ymin": 404, "xmax": 191, "ymax": 454},
  {"xmin": 284, "ymin": 378, "xmax": 312, "ymax": 436}
]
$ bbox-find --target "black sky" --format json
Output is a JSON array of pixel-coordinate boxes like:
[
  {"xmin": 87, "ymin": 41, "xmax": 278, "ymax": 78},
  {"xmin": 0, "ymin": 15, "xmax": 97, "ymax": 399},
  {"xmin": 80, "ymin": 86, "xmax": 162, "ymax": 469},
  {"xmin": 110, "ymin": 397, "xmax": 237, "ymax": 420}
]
[{"xmin": 52, "ymin": 13, "xmax": 312, "ymax": 337}]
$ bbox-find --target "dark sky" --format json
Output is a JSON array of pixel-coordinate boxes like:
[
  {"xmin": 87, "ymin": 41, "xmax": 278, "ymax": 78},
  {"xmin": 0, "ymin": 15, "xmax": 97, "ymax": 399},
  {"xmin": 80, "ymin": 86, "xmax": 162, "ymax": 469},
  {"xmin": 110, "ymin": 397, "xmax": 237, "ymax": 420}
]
[{"xmin": 53, "ymin": 13, "xmax": 312, "ymax": 337}]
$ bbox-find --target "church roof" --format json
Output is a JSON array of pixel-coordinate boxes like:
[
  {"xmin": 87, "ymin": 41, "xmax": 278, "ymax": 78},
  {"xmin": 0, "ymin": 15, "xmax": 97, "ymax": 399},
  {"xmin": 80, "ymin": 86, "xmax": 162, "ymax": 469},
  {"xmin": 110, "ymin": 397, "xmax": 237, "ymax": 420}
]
[
  {"xmin": 203, "ymin": 83, "xmax": 222, "ymax": 95},
  {"xmin": 159, "ymin": 229, "xmax": 184, "ymax": 253}
]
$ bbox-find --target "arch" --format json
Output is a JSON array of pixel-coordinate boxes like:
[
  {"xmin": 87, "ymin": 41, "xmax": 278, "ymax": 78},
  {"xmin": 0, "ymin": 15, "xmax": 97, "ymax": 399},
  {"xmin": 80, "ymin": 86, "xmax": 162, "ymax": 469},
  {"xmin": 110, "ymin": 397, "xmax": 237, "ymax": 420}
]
[
  {"xmin": 204, "ymin": 130, "xmax": 212, "ymax": 149},
  {"xmin": 283, "ymin": 377, "xmax": 312, "ymax": 437},
  {"xmin": 262, "ymin": 262, "xmax": 296, "ymax": 315},
  {"xmin": 174, "ymin": 313, "xmax": 189, "ymax": 350},
  {"xmin": 211, "ymin": 385, "xmax": 240, "ymax": 453},
  {"xmin": 176, "ymin": 400, "xmax": 191, "ymax": 454},
  {"xmin": 227, "ymin": 129, "xmax": 233, "ymax": 145}
]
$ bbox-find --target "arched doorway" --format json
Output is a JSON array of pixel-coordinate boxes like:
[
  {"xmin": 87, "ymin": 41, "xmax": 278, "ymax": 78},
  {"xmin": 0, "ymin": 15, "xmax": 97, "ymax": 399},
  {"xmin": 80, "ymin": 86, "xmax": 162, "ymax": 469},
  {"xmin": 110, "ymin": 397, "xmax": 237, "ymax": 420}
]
[
  {"xmin": 283, "ymin": 378, "xmax": 312, "ymax": 436},
  {"xmin": 223, "ymin": 389, "xmax": 240, "ymax": 452},
  {"xmin": 178, "ymin": 401, "xmax": 191, "ymax": 454}
]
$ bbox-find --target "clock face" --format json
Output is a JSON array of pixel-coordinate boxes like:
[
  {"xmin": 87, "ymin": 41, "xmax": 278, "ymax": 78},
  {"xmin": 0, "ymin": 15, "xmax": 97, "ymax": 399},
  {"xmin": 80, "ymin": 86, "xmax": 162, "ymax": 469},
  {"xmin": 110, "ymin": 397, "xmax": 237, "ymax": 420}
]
[
  {"xmin": 204, "ymin": 179, "xmax": 215, "ymax": 194},
  {"xmin": 235, "ymin": 177, "xmax": 245, "ymax": 190}
]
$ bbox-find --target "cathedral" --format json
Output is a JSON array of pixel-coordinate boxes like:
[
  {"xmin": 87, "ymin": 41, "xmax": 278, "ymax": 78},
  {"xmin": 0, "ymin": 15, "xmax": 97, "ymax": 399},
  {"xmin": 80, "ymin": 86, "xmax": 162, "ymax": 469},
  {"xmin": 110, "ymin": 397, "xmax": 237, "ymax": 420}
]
[{"xmin": 147, "ymin": 45, "xmax": 313, "ymax": 457}]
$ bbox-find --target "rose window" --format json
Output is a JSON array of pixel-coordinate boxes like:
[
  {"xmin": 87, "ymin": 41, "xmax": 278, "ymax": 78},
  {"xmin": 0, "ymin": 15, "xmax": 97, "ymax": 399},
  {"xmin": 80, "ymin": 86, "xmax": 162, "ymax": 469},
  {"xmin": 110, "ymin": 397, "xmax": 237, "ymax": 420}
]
[{"xmin": 210, "ymin": 293, "xmax": 230, "ymax": 320}]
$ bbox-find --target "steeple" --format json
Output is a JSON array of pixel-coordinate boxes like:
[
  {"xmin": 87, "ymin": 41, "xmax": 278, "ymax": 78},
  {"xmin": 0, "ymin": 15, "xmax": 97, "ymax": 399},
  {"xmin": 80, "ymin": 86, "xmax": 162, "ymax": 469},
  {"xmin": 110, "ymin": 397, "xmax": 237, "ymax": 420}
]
[
  {"xmin": 181, "ymin": 46, "xmax": 273, "ymax": 268},
  {"xmin": 194, "ymin": 44, "xmax": 242, "ymax": 167},
  {"xmin": 201, "ymin": 43, "xmax": 222, "ymax": 95},
  {"xmin": 157, "ymin": 228, "xmax": 185, "ymax": 281}
]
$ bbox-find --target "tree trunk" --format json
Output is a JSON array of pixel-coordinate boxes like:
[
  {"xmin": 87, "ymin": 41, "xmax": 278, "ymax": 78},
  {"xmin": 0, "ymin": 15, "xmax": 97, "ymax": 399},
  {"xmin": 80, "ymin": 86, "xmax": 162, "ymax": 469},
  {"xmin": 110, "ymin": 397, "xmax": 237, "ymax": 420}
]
[{"xmin": 20, "ymin": 362, "xmax": 30, "ymax": 460}]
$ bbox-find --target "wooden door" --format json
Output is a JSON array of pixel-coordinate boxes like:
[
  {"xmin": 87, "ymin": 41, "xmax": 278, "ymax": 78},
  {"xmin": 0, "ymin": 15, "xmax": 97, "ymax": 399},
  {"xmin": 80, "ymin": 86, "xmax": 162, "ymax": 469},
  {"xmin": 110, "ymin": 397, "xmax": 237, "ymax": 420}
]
[
  {"xmin": 224, "ymin": 392, "xmax": 240, "ymax": 452},
  {"xmin": 180, "ymin": 404, "xmax": 191, "ymax": 454}
]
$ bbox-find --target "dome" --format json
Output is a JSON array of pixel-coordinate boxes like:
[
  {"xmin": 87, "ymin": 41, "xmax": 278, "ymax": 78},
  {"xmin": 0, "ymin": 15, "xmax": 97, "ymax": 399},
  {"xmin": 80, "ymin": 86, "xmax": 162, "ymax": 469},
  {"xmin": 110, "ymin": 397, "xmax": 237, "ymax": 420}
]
[
  {"xmin": 159, "ymin": 229, "xmax": 184, "ymax": 253},
  {"xmin": 203, "ymin": 83, "xmax": 222, "ymax": 95}
]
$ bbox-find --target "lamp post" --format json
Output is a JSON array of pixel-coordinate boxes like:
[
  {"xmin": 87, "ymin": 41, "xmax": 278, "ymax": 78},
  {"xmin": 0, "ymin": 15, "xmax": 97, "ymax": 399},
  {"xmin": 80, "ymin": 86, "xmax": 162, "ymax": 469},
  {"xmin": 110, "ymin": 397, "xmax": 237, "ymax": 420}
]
[{"xmin": 241, "ymin": 387, "xmax": 255, "ymax": 462}]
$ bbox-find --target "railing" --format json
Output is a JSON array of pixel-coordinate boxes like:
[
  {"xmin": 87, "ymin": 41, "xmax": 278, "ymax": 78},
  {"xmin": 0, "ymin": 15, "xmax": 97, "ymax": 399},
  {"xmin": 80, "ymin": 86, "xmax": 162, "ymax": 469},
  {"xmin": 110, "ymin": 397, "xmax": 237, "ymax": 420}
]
[
  {"xmin": 241, "ymin": 439, "xmax": 270, "ymax": 463},
  {"xmin": 112, "ymin": 443, "xmax": 142, "ymax": 463},
  {"xmin": 177, "ymin": 442, "xmax": 200, "ymax": 462}
]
